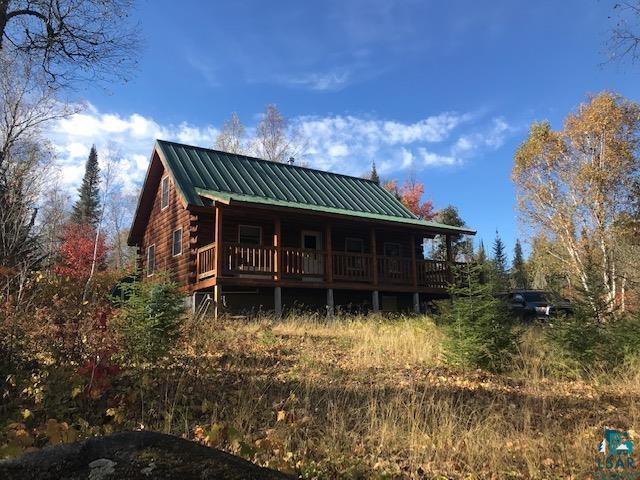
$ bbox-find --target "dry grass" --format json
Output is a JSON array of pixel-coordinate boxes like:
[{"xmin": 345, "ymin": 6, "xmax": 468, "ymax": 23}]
[
  {"xmin": 116, "ymin": 314, "xmax": 640, "ymax": 478},
  {"xmin": 4, "ymin": 299, "xmax": 638, "ymax": 479}
]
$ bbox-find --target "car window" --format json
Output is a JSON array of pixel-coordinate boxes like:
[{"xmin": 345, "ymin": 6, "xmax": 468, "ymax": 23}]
[
  {"xmin": 523, "ymin": 292, "xmax": 546, "ymax": 302},
  {"xmin": 513, "ymin": 294, "xmax": 525, "ymax": 303}
]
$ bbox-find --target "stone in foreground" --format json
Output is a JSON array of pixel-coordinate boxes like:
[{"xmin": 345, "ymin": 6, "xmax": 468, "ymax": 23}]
[{"xmin": 0, "ymin": 430, "xmax": 293, "ymax": 480}]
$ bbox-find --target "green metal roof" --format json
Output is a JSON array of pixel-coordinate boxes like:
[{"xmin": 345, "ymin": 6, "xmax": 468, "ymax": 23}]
[{"xmin": 155, "ymin": 140, "xmax": 475, "ymax": 234}]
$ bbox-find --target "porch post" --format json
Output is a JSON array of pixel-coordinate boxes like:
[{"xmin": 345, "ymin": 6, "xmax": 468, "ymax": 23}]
[
  {"xmin": 445, "ymin": 233, "xmax": 454, "ymax": 283},
  {"xmin": 410, "ymin": 233, "xmax": 418, "ymax": 288},
  {"xmin": 214, "ymin": 284, "xmax": 222, "ymax": 320},
  {"xmin": 273, "ymin": 217, "xmax": 281, "ymax": 281},
  {"xmin": 326, "ymin": 288, "xmax": 334, "ymax": 318},
  {"xmin": 370, "ymin": 227, "xmax": 378, "ymax": 287},
  {"xmin": 213, "ymin": 204, "xmax": 224, "ymax": 320},
  {"xmin": 214, "ymin": 204, "xmax": 223, "ymax": 276},
  {"xmin": 372, "ymin": 290, "xmax": 380, "ymax": 313},
  {"xmin": 413, "ymin": 292, "xmax": 420, "ymax": 314},
  {"xmin": 274, "ymin": 286, "xmax": 282, "ymax": 317},
  {"xmin": 325, "ymin": 223, "xmax": 333, "ymax": 283}
]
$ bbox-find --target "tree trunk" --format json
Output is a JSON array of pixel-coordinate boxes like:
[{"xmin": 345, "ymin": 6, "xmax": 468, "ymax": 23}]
[{"xmin": 0, "ymin": 0, "xmax": 10, "ymax": 50}]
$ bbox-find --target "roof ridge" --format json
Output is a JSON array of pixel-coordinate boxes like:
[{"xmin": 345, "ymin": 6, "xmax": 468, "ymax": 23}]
[{"xmin": 156, "ymin": 139, "xmax": 380, "ymax": 185}]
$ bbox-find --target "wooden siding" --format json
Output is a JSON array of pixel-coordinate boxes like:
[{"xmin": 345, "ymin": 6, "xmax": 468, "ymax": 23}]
[{"xmin": 140, "ymin": 164, "xmax": 192, "ymax": 286}]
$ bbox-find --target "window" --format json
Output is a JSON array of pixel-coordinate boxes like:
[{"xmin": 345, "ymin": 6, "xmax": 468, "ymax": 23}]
[
  {"xmin": 383, "ymin": 242, "xmax": 401, "ymax": 257},
  {"xmin": 172, "ymin": 228, "xmax": 182, "ymax": 257},
  {"xmin": 345, "ymin": 237, "xmax": 364, "ymax": 253},
  {"xmin": 238, "ymin": 225, "xmax": 261, "ymax": 245},
  {"xmin": 161, "ymin": 177, "xmax": 169, "ymax": 209},
  {"xmin": 147, "ymin": 244, "xmax": 155, "ymax": 276}
]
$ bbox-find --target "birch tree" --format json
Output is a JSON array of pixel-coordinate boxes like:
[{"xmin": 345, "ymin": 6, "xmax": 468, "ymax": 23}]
[
  {"xmin": 253, "ymin": 104, "xmax": 306, "ymax": 163},
  {"xmin": 214, "ymin": 112, "xmax": 246, "ymax": 154},
  {"xmin": 513, "ymin": 92, "xmax": 640, "ymax": 317},
  {"xmin": 0, "ymin": 54, "xmax": 70, "ymax": 305}
]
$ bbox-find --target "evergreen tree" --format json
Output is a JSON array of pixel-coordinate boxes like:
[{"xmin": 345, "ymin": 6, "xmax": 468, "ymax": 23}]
[
  {"xmin": 71, "ymin": 145, "xmax": 101, "ymax": 227},
  {"xmin": 490, "ymin": 230, "xmax": 509, "ymax": 291},
  {"xmin": 431, "ymin": 205, "xmax": 472, "ymax": 261},
  {"xmin": 510, "ymin": 239, "xmax": 528, "ymax": 289},
  {"xmin": 475, "ymin": 240, "xmax": 487, "ymax": 264},
  {"xmin": 441, "ymin": 263, "xmax": 520, "ymax": 372},
  {"xmin": 369, "ymin": 161, "xmax": 380, "ymax": 184}
]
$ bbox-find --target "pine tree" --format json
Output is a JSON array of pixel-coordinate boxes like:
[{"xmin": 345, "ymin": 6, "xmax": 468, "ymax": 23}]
[
  {"xmin": 369, "ymin": 161, "xmax": 380, "ymax": 184},
  {"xmin": 511, "ymin": 239, "xmax": 528, "ymax": 289},
  {"xmin": 442, "ymin": 263, "xmax": 519, "ymax": 372},
  {"xmin": 71, "ymin": 145, "xmax": 101, "ymax": 227},
  {"xmin": 432, "ymin": 205, "xmax": 472, "ymax": 261},
  {"xmin": 475, "ymin": 240, "xmax": 487, "ymax": 264},
  {"xmin": 491, "ymin": 230, "xmax": 509, "ymax": 291}
]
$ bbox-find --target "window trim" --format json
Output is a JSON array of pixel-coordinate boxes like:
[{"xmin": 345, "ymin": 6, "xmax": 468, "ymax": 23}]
[
  {"xmin": 238, "ymin": 224, "xmax": 262, "ymax": 246},
  {"xmin": 172, "ymin": 228, "xmax": 183, "ymax": 257},
  {"xmin": 147, "ymin": 243, "xmax": 156, "ymax": 277},
  {"xmin": 345, "ymin": 237, "xmax": 364, "ymax": 253},
  {"xmin": 160, "ymin": 176, "xmax": 170, "ymax": 210}
]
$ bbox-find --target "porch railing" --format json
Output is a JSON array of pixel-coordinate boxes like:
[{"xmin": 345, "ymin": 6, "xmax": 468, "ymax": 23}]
[
  {"xmin": 195, "ymin": 242, "xmax": 453, "ymax": 290},
  {"xmin": 196, "ymin": 244, "xmax": 216, "ymax": 280},
  {"xmin": 283, "ymin": 247, "xmax": 324, "ymax": 277},
  {"xmin": 377, "ymin": 256, "xmax": 413, "ymax": 284},
  {"xmin": 417, "ymin": 259, "xmax": 449, "ymax": 289},
  {"xmin": 332, "ymin": 251, "xmax": 373, "ymax": 282},
  {"xmin": 223, "ymin": 243, "xmax": 277, "ymax": 275}
]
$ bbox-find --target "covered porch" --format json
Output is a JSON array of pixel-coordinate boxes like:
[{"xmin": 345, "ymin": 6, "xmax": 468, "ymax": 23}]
[{"xmin": 192, "ymin": 203, "xmax": 459, "ymax": 293}]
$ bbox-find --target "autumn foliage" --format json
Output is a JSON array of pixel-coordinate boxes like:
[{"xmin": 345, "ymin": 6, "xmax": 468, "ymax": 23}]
[
  {"xmin": 54, "ymin": 222, "xmax": 107, "ymax": 279},
  {"xmin": 384, "ymin": 179, "xmax": 435, "ymax": 220}
]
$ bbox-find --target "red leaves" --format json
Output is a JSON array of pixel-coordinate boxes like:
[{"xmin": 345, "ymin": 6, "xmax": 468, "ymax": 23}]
[
  {"xmin": 54, "ymin": 223, "xmax": 107, "ymax": 279},
  {"xmin": 384, "ymin": 179, "xmax": 435, "ymax": 220}
]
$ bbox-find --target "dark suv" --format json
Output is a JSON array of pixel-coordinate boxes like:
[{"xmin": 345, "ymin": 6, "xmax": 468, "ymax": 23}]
[{"xmin": 498, "ymin": 290, "xmax": 572, "ymax": 321}]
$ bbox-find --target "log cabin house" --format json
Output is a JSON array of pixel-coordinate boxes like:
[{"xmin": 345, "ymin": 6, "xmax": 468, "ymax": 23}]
[{"xmin": 128, "ymin": 140, "xmax": 475, "ymax": 316}]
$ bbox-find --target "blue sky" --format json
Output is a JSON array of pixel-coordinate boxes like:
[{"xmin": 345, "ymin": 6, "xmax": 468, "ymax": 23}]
[{"xmin": 50, "ymin": 0, "xmax": 639, "ymax": 260}]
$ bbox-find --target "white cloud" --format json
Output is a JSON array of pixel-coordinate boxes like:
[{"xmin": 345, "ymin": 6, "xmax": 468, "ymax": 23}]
[
  {"xmin": 48, "ymin": 104, "xmax": 512, "ymax": 200},
  {"xmin": 276, "ymin": 70, "xmax": 352, "ymax": 91},
  {"xmin": 451, "ymin": 117, "xmax": 512, "ymax": 157},
  {"xmin": 48, "ymin": 104, "xmax": 218, "ymax": 193}
]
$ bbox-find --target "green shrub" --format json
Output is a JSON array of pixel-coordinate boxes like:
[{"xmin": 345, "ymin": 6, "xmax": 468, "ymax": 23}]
[
  {"xmin": 547, "ymin": 307, "xmax": 640, "ymax": 372},
  {"xmin": 545, "ymin": 258, "xmax": 640, "ymax": 373},
  {"xmin": 439, "ymin": 263, "xmax": 520, "ymax": 372},
  {"xmin": 113, "ymin": 275, "xmax": 186, "ymax": 364}
]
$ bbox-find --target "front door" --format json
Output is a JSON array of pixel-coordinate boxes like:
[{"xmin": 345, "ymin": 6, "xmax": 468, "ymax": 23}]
[{"xmin": 301, "ymin": 231, "xmax": 323, "ymax": 276}]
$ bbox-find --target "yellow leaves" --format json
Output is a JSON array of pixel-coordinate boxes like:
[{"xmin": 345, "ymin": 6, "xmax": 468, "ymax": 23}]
[
  {"xmin": 45, "ymin": 419, "xmax": 77, "ymax": 445},
  {"xmin": 70, "ymin": 386, "xmax": 82, "ymax": 399},
  {"xmin": 276, "ymin": 410, "xmax": 286, "ymax": 422},
  {"xmin": 105, "ymin": 407, "xmax": 125, "ymax": 424},
  {"xmin": 21, "ymin": 409, "xmax": 32, "ymax": 420}
]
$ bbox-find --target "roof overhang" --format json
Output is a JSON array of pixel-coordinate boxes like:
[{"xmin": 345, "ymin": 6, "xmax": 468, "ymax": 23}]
[{"xmin": 195, "ymin": 188, "xmax": 476, "ymax": 236}]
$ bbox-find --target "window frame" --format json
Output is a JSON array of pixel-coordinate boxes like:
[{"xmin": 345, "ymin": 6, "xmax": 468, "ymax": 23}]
[
  {"xmin": 160, "ymin": 176, "xmax": 170, "ymax": 210},
  {"xmin": 147, "ymin": 243, "xmax": 156, "ymax": 277},
  {"xmin": 172, "ymin": 228, "xmax": 183, "ymax": 257},
  {"xmin": 238, "ymin": 224, "xmax": 262, "ymax": 246}
]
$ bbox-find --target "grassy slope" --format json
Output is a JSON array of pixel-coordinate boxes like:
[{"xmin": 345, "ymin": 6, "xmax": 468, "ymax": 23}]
[
  {"xmin": 127, "ymin": 315, "xmax": 638, "ymax": 479},
  {"xmin": 4, "ymin": 314, "xmax": 638, "ymax": 479}
]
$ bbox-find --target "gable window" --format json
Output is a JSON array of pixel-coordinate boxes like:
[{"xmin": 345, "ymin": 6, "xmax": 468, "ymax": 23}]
[
  {"xmin": 147, "ymin": 244, "xmax": 156, "ymax": 276},
  {"xmin": 238, "ymin": 225, "xmax": 262, "ymax": 245},
  {"xmin": 161, "ymin": 177, "xmax": 169, "ymax": 209},
  {"xmin": 172, "ymin": 228, "xmax": 182, "ymax": 257}
]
